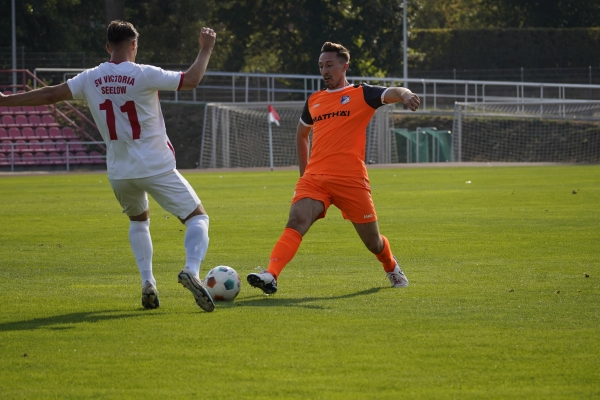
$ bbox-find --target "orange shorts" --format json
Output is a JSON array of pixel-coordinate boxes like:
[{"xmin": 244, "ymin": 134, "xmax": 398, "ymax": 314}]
[{"xmin": 292, "ymin": 173, "xmax": 377, "ymax": 223}]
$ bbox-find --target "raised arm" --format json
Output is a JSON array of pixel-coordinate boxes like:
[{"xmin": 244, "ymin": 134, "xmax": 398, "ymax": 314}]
[
  {"xmin": 296, "ymin": 122, "xmax": 312, "ymax": 177},
  {"xmin": 0, "ymin": 83, "xmax": 73, "ymax": 106},
  {"xmin": 383, "ymin": 87, "xmax": 420, "ymax": 111},
  {"xmin": 179, "ymin": 27, "xmax": 216, "ymax": 90}
]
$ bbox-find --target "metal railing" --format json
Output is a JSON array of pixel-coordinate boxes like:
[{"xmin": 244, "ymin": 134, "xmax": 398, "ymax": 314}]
[
  {"xmin": 32, "ymin": 68, "xmax": 600, "ymax": 112},
  {"xmin": 1, "ymin": 69, "xmax": 103, "ymax": 149}
]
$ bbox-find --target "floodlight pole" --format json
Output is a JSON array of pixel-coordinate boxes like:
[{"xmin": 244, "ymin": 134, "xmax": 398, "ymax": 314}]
[
  {"xmin": 12, "ymin": 0, "xmax": 17, "ymax": 92},
  {"xmin": 403, "ymin": 0, "xmax": 408, "ymax": 88}
]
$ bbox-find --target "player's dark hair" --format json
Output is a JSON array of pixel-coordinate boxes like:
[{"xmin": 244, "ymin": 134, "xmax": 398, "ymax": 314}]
[
  {"xmin": 107, "ymin": 20, "xmax": 139, "ymax": 45},
  {"xmin": 320, "ymin": 42, "xmax": 350, "ymax": 63}
]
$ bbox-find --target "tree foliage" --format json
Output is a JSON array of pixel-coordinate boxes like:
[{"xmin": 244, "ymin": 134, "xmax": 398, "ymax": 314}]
[
  {"xmin": 1, "ymin": 0, "xmax": 599, "ymax": 75},
  {"xmin": 412, "ymin": 0, "xmax": 600, "ymax": 29},
  {"xmin": 0, "ymin": 0, "xmax": 105, "ymax": 54},
  {"xmin": 211, "ymin": 0, "xmax": 406, "ymax": 76}
]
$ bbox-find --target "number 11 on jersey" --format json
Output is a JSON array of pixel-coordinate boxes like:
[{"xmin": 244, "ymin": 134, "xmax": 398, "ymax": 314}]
[{"xmin": 99, "ymin": 99, "xmax": 141, "ymax": 140}]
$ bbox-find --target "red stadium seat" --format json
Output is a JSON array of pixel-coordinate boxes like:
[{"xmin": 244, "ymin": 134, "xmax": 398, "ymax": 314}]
[
  {"xmin": 48, "ymin": 127, "xmax": 62, "ymax": 138},
  {"xmin": 42, "ymin": 139, "xmax": 56, "ymax": 152},
  {"xmin": 0, "ymin": 128, "xmax": 7, "ymax": 139},
  {"xmin": 29, "ymin": 139, "xmax": 43, "ymax": 152},
  {"xmin": 10, "ymin": 153, "xmax": 22, "ymax": 165},
  {"xmin": 42, "ymin": 115, "xmax": 59, "ymax": 126},
  {"xmin": 63, "ymin": 152, "xmax": 80, "ymax": 164},
  {"xmin": 28, "ymin": 115, "xmax": 42, "ymax": 126},
  {"xmin": 0, "ymin": 153, "xmax": 9, "ymax": 165},
  {"xmin": 35, "ymin": 127, "xmax": 48, "ymax": 138},
  {"xmin": 1, "ymin": 115, "xmax": 17, "ymax": 126},
  {"xmin": 89, "ymin": 151, "xmax": 106, "ymax": 164},
  {"xmin": 36, "ymin": 105, "xmax": 50, "ymax": 114},
  {"xmin": 22, "ymin": 106, "xmax": 36, "ymax": 114},
  {"xmin": 35, "ymin": 152, "xmax": 52, "ymax": 165},
  {"xmin": 9, "ymin": 106, "xmax": 24, "ymax": 114},
  {"xmin": 55, "ymin": 140, "xmax": 67, "ymax": 152},
  {"xmin": 8, "ymin": 127, "xmax": 21, "ymax": 139},
  {"xmin": 21, "ymin": 152, "xmax": 35, "ymax": 165},
  {"xmin": 62, "ymin": 127, "xmax": 77, "ymax": 139},
  {"xmin": 76, "ymin": 151, "xmax": 91, "ymax": 164},
  {"xmin": 15, "ymin": 115, "xmax": 30, "ymax": 127},
  {"xmin": 69, "ymin": 140, "xmax": 86, "ymax": 152},
  {"xmin": 0, "ymin": 106, "xmax": 9, "ymax": 115},
  {"xmin": 1, "ymin": 140, "xmax": 13, "ymax": 152},
  {"xmin": 47, "ymin": 152, "xmax": 64, "ymax": 165},
  {"xmin": 21, "ymin": 127, "xmax": 35, "ymax": 138},
  {"xmin": 15, "ymin": 140, "xmax": 28, "ymax": 152}
]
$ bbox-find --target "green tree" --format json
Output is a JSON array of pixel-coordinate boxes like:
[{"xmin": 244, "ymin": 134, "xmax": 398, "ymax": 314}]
[
  {"xmin": 212, "ymin": 0, "xmax": 408, "ymax": 76},
  {"xmin": 0, "ymin": 0, "xmax": 105, "ymax": 55},
  {"xmin": 123, "ymin": 0, "xmax": 217, "ymax": 65},
  {"xmin": 480, "ymin": 0, "xmax": 600, "ymax": 28},
  {"xmin": 410, "ymin": 0, "xmax": 600, "ymax": 29}
]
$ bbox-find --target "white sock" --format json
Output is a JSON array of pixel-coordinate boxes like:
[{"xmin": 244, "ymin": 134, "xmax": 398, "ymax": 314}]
[
  {"xmin": 129, "ymin": 219, "xmax": 154, "ymax": 286},
  {"xmin": 184, "ymin": 214, "xmax": 209, "ymax": 279}
]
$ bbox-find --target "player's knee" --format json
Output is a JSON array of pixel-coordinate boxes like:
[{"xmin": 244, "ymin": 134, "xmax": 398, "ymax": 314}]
[{"xmin": 286, "ymin": 214, "xmax": 311, "ymax": 233}]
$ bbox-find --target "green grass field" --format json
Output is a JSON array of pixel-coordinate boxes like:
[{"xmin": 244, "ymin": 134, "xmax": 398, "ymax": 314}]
[{"xmin": 0, "ymin": 165, "xmax": 599, "ymax": 399}]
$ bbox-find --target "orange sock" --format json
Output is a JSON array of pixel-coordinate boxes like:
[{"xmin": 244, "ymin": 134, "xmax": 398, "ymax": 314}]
[
  {"xmin": 267, "ymin": 228, "xmax": 303, "ymax": 279},
  {"xmin": 376, "ymin": 235, "xmax": 397, "ymax": 272}
]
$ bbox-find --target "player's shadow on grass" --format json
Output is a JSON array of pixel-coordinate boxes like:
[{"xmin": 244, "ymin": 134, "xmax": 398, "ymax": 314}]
[
  {"xmin": 235, "ymin": 287, "xmax": 383, "ymax": 310},
  {"xmin": 0, "ymin": 310, "xmax": 146, "ymax": 332}
]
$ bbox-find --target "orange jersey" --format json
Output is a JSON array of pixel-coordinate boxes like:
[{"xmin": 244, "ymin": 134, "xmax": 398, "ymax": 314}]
[{"xmin": 300, "ymin": 83, "xmax": 388, "ymax": 178}]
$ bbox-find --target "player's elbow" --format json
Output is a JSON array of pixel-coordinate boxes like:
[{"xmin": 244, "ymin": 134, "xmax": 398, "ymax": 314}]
[{"xmin": 180, "ymin": 74, "xmax": 202, "ymax": 91}]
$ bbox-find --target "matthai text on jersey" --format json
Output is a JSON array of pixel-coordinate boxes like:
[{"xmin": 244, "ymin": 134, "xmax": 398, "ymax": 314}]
[{"xmin": 311, "ymin": 110, "xmax": 351, "ymax": 123}]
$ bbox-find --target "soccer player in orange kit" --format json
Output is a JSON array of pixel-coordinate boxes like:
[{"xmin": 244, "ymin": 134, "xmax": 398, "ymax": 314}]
[{"xmin": 247, "ymin": 42, "xmax": 421, "ymax": 294}]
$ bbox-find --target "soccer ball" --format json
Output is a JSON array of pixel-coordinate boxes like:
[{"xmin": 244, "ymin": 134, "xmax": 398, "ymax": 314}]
[{"xmin": 203, "ymin": 266, "xmax": 241, "ymax": 301}]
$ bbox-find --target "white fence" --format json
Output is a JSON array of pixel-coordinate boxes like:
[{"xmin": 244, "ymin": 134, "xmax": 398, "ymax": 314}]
[{"xmin": 34, "ymin": 69, "xmax": 600, "ymax": 112}]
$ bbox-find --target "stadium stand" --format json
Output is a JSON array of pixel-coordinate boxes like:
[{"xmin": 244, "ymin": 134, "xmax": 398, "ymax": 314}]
[{"xmin": 0, "ymin": 94, "xmax": 106, "ymax": 170}]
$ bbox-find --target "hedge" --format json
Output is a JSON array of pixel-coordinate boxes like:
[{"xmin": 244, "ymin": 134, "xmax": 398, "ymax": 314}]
[{"xmin": 409, "ymin": 28, "xmax": 600, "ymax": 70}]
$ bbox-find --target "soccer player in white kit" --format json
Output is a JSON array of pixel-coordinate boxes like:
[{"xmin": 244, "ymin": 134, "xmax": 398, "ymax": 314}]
[{"xmin": 0, "ymin": 21, "xmax": 217, "ymax": 312}]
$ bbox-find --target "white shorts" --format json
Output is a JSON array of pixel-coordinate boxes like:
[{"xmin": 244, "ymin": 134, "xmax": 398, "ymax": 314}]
[{"xmin": 109, "ymin": 169, "xmax": 201, "ymax": 219}]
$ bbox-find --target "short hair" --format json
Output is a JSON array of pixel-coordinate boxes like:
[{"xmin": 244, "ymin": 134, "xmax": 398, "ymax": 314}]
[
  {"xmin": 320, "ymin": 42, "xmax": 350, "ymax": 64},
  {"xmin": 107, "ymin": 20, "xmax": 139, "ymax": 45}
]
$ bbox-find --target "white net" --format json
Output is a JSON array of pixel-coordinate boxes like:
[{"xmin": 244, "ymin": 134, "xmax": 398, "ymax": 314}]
[
  {"xmin": 199, "ymin": 102, "xmax": 392, "ymax": 168},
  {"xmin": 452, "ymin": 101, "xmax": 600, "ymax": 162}
]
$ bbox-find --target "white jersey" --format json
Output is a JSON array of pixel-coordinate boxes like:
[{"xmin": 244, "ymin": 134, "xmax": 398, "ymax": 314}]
[{"xmin": 67, "ymin": 61, "xmax": 184, "ymax": 179}]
